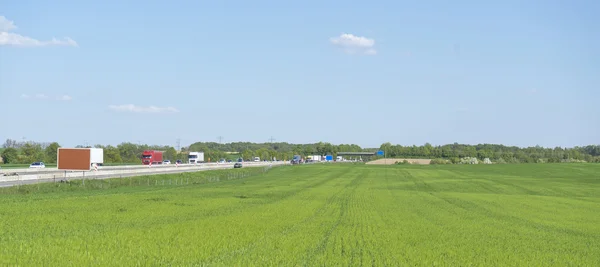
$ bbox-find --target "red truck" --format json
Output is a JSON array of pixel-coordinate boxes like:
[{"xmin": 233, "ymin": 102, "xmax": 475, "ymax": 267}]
[{"xmin": 141, "ymin": 150, "xmax": 164, "ymax": 165}]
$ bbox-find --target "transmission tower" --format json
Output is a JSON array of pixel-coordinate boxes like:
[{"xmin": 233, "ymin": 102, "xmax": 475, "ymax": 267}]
[
  {"xmin": 268, "ymin": 136, "xmax": 275, "ymax": 143},
  {"xmin": 218, "ymin": 136, "xmax": 223, "ymax": 144},
  {"xmin": 176, "ymin": 138, "xmax": 181, "ymax": 151}
]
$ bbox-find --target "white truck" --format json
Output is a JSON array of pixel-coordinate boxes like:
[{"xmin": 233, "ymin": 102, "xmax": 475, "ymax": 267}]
[
  {"xmin": 90, "ymin": 148, "xmax": 104, "ymax": 167},
  {"xmin": 309, "ymin": 155, "xmax": 322, "ymax": 162},
  {"xmin": 188, "ymin": 152, "xmax": 204, "ymax": 164}
]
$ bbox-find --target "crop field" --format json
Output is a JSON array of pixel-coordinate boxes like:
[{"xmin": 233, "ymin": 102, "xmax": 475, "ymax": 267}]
[{"xmin": 0, "ymin": 163, "xmax": 599, "ymax": 265}]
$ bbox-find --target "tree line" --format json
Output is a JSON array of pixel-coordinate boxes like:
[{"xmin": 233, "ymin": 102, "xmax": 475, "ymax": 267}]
[
  {"xmin": 379, "ymin": 142, "xmax": 600, "ymax": 163},
  {"xmin": 1, "ymin": 138, "xmax": 598, "ymax": 165},
  {"xmin": 0, "ymin": 139, "xmax": 368, "ymax": 164}
]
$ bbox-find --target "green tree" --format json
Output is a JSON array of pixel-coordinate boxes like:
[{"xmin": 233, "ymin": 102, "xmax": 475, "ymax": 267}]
[
  {"xmin": 22, "ymin": 143, "xmax": 43, "ymax": 163},
  {"xmin": 164, "ymin": 147, "xmax": 177, "ymax": 161},
  {"xmin": 44, "ymin": 142, "xmax": 60, "ymax": 163},
  {"xmin": 117, "ymin": 142, "xmax": 142, "ymax": 163},
  {"xmin": 241, "ymin": 149, "xmax": 254, "ymax": 161},
  {"xmin": 104, "ymin": 146, "xmax": 123, "ymax": 163},
  {"xmin": 1, "ymin": 147, "xmax": 18, "ymax": 164}
]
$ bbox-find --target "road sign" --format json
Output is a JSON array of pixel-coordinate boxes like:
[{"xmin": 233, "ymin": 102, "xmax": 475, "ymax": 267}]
[{"xmin": 377, "ymin": 150, "xmax": 384, "ymax": 156}]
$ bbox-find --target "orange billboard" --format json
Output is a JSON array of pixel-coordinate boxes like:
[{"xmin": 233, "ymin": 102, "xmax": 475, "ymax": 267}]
[{"xmin": 57, "ymin": 148, "xmax": 91, "ymax": 171}]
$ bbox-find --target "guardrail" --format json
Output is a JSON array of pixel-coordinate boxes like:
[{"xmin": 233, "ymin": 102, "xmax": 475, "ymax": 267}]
[
  {"xmin": 0, "ymin": 161, "xmax": 288, "ymax": 183},
  {"xmin": 0, "ymin": 161, "xmax": 285, "ymax": 174}
]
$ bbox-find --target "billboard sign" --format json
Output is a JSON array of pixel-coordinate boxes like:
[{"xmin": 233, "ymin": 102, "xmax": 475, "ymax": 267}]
[{"xmin": 57, "ymin": 148, "xmax": 92, "ymax": 171}]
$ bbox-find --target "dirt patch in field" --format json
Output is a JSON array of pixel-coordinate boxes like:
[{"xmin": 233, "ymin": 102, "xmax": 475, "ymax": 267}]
[{"xmin": 366, "ymin": 158, "xmax": 432, "ymax": 165}]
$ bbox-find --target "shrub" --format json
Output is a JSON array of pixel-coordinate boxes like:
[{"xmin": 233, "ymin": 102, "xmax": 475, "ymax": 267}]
[
  {"xmin": 430, "ymin": 158, "xmax": 450, "ymax": 165},
  {"xmin": 459, "ymin": 157, "xmax": 479, "ymax": 164}
]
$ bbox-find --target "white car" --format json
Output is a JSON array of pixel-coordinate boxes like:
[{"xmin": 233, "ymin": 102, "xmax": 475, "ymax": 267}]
[
  {"xmin": 29, "ymin": 162, "xmax": 45, "ymax": 168},
  {"xmin": 163, "ymin": 160, "xmax": 171, "ymax": 164}
]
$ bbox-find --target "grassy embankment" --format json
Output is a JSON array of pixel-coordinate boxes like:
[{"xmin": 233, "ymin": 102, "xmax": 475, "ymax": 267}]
[{"xmin": 0, "ymin": 163, "xmax": 598, "ymax": 265}]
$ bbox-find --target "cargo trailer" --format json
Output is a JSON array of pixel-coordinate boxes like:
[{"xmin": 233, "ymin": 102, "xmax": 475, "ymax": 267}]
[
  {"xmin": 57, "ymin": 147, "xmax": 104, "ymax": 171},
  {"xmin": 141, "ymin": 150, "xmax": 164, "ymax": 165},
  {"xmin": 188, "ymin": 152, "xmax": 204, "ymax": 164}
]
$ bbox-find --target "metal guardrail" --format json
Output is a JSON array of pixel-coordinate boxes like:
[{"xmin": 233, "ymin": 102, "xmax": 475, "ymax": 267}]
[
  {"xmin": 0, "ymin": 161, "xmax": 283, "ymax": 175},
  {"xmin": 0, "ymin": 161, "xmax": 288, "ymax": 183}
]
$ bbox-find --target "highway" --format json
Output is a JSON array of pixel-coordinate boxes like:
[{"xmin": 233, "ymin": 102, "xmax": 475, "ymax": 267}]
[
  {"xmin": 0, "ymin": 162, "xmax": 233, "ymax": 174},
  {"xmin": 0, "ymin": 161, "xmax": 287, "ymax": 188}
]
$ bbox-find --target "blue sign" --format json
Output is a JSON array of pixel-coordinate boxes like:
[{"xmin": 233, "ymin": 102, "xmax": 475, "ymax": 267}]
[
  {"xmin": 377, "ymin": 150, "xmax": 384, "ymax": 156},
  {"xmin": 325, "ymin": 155, "xmax": 333, "ymax": 161}
]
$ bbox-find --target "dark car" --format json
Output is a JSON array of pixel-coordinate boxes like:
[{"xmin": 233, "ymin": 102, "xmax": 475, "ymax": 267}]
[
  {"xmin": 234, "ymin": 162, "xmax": 242, "ymax": 168},
  {"xmin": 176, "ymin": 160, "xmax": 182, "ymax": 164},
  {"xmin": 291, "ymin": 155, "xmax": 302, "ymax": 164}
]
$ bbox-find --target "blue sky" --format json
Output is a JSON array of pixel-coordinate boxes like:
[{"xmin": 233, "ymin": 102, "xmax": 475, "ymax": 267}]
[{"xmin": 1, "ymin": 0, "xmax": 598, "ymax": 149}]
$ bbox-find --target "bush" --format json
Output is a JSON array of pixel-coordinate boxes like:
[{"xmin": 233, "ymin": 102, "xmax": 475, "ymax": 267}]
[
  {"xmin": 459, "ymin": 157, "xmax": 479, "ymax": 164},
  {"xmin": 430, "ymin": 158, "xmax": 450, "ymax": 165}
]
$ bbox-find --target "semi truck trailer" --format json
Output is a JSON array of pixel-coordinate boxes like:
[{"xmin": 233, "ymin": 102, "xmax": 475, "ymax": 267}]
[
  {"xmin": 141, "ymin": 150, "xmax": 164, "ymax": 165},
  {"xmin": 57, "ymin": 147, "xmax": 104, "ymax": 171},
  {"xmin": 308, "ymin": 155, "xmax": 323, "ymax": 162},
  {"xmin": 188, "ymin": 152, "xmax": 204, "ymax": 164}
]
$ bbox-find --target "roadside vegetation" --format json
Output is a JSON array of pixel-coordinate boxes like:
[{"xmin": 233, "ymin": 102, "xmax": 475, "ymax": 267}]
[
  {"xmin": 0, "ymin": 163, "xmax": 598, "ymax": 265},
  {"xmin": 1, "ymin": 138, "xmax": 598, "ymax": 168}
]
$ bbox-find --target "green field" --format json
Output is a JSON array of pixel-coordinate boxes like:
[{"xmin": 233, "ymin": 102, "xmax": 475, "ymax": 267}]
[{"xmin": 1, "ymin": 163, "xmax": 599, "ymax": 265}]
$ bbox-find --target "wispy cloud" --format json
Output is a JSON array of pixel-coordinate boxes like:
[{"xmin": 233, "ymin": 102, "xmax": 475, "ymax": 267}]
[
  {"xmin": 21, "ymin": 93, "xmax": 47, "ymax": 99},
  {"xmin": 57, "ymin": 95, "xmax": 72, "ymax": 101},
  {"xmin": 330, "ymin": 33, "xmax": 377, "ymax": 55},
  {"xmin": 108, "ymin": 104, "xmax": 180, "ymax": 114},
  {"xmin": 0, "ymin": 15, "xmax": 78, "ymax": 47},
  {"xmin": 21, "ymin": 93, "xmax": 72, "ymax": 100}
]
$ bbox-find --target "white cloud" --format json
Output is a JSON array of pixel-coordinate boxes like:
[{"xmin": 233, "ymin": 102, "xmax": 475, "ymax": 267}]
[
  {"xmin": 330, "ymin": 33, "xmax": 377, "ymax": 55},
  {"xmin": 20, "ymin": 93, "xmax": 73, "ymax": 100},
  {"xmin": 365, "ymin": 48, "xmax": 377, "ymax": 55},
  {"xmin": 57, "ymin": 95, "xmax": 72, "ymax": 101},
  {"xmin": 0, "ymin": 16, "xmax": 16, "ymax": 32},
  {"xmin": 108, "ymin": 104, "xmax": 180, "ymax": 114},
  {"xmin": 0, "ymin": 15, "xmax": 78, "ymax": 47}
]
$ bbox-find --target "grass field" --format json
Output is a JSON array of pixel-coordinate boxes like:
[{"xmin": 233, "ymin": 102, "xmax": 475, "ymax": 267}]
[{"xmin": 0, "ymin": 163, "xmax": 599, "ymax": 265}]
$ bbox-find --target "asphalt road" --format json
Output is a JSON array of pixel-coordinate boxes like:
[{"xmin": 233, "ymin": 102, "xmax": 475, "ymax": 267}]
[
  {"xmin": 0, "ymin": 163, "xmax": 280, "ymax": 188},
  {"xmin": 0, "ymin": 163, "xmax": 214, "ymax": 175}
]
